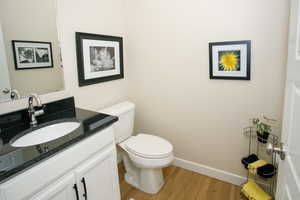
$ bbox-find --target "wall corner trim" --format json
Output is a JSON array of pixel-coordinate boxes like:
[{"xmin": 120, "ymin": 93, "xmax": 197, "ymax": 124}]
[{"xmin": 173, "ymin": 157, "xmax": 246, "ymax": 186}]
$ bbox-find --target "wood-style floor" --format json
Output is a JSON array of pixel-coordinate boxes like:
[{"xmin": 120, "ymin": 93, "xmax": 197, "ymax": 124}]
[{"xmin": 118, "ymin": 163, "xmax": 245, "ymax": 200}]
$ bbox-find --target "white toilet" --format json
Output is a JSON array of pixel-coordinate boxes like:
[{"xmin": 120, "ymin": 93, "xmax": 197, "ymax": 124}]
[{"xmin": 100, "ymin": 102, "xmax": 174, "ymax": 194}]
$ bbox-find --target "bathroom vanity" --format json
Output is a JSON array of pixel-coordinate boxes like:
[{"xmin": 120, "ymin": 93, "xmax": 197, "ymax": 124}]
[{"xmin": 0, "ymin": 97, "xmax": 121, "ymax": 200}]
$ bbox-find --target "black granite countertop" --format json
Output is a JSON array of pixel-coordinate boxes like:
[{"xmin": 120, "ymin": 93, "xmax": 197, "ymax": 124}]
[{"xmin": 0, "ymin": 97, "xmax": 118, "ymax": 183}]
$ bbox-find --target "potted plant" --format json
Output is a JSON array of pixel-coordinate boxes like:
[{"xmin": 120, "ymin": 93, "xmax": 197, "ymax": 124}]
[{"xmin": 252, "ymin": 117, "xmax": 274, "ymax": 143}]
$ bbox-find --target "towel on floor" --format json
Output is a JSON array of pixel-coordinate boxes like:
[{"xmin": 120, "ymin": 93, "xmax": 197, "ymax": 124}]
[
  {"xmin": 248, "ymin": 160, "xmax": 268, "ymax": 175},
  {"xmin": 241, "ymin": 180, "xmax": 272, "ymax": 200}
]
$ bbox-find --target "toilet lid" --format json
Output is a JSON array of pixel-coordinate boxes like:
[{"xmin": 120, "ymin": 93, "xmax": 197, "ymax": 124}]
[{"xmin": 125, "ymin": 134, "xmax": 173, "ymax": 159}]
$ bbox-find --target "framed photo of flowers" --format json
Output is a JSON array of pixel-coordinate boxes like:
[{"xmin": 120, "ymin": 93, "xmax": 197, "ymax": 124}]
[
  {"xmin": 76, "ymin": 32, "xmax": 124, "ymax": 86},
  {"xmin": 209, "ymin": 40, "xmax": 251, "ymax": 80}
]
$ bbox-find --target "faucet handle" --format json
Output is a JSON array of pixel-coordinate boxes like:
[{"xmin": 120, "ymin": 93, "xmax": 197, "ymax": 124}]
[
  {"xmin": 35, "ymin": 109, "xmax": 44, "ymax": 117},
  {"xmin": 35, "ymin": 104, "xmax": 46, "ymax": 117}
]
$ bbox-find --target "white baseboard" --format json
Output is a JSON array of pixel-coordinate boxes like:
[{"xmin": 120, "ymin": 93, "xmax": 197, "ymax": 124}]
[{"xmin": 173, "ymin": 157, "xmax": 246, "ymax": 186}]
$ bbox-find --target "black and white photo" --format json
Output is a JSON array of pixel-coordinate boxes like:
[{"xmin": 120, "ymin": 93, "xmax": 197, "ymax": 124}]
[
  {"xmin": 90, "ymin": 46, "xmax": 115, "ymax": 72},
  {"xmin": 76, "ymin": 32, "xmax": 124, "ymax": 86},
  {"xmin": 18, "ymin": 47, "xmax": 35, "ymax": 63},
  {"xmin": 12, "ymin": 40, "xmax": 53, "ymax": 70},
  {"xmin": 35, "ymin": 48, "xmax": 50, "ymax": 63}
]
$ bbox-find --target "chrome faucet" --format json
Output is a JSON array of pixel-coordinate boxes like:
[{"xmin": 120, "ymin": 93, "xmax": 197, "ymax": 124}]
[{"xmin": 28, "ymin": 94, "xmax": 44, "ymax": 127}]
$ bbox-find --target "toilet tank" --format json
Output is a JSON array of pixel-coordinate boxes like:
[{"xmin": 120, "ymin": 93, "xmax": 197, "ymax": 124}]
[{"xmin": 99, "ymin": 101, "xmax": 135, "ymax": 144}]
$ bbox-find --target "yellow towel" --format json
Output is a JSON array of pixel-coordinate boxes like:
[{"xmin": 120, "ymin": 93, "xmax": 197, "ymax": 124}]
[
  {"xmin": 248, "ymin": 160, "xmax": 268, "ymax": 175},
  {"xmin": 241, "ymin": 180, "xmax": 272, "ymax": 200}
]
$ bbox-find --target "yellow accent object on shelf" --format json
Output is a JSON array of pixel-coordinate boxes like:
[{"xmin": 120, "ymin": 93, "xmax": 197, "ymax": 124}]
[
  {"xmin": 241, "ymin": 180, "xmax": 272, "ymax": 200},
  {"xmin": 248, "ymin": 160, "xmax": 268, "ymax": 175}
]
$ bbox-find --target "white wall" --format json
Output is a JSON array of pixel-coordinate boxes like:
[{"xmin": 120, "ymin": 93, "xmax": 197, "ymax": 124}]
[{"xmin": 125, "ymin": 0, "xmax": 290, "ymax": 177}]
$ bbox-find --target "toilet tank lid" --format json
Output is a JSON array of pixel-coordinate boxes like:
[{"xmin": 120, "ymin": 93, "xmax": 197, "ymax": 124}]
[{"xmin": 99, "ymin": 101, "xmax": 135, "ymax": 116}]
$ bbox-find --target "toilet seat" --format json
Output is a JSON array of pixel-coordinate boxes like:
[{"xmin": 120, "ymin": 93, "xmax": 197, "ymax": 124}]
[{"xmin": 125, "ymin": 134, "xmax": 173, "ymax": 159}]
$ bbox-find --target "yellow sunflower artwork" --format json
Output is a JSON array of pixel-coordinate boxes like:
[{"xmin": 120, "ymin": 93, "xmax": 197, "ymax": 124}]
[{"xmin": 218, "ymin": 50, "xmax": 240, "ymax": 71}]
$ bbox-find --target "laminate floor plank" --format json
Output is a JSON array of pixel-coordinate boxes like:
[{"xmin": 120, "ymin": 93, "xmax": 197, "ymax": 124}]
[{"xmin": 118, "ymin": 163, "xmax": 243, "ymax": 200}]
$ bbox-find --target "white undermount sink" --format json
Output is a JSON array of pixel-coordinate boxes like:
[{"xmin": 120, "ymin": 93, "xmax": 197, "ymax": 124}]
[{"xmin": 10, "ymin": 121, "xmax": 81, "ymax": 147}]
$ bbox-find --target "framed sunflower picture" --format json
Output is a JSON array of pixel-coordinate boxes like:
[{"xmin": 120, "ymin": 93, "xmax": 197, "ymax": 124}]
[{"xmin": 209, "ymin": 40, "xmax": 251, "ymax": 80}]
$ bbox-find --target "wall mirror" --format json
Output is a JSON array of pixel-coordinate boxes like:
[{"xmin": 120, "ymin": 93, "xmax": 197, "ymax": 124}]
[{"xmin": 0, "ymin": 0, "xmax": 64, "ymax": 103}]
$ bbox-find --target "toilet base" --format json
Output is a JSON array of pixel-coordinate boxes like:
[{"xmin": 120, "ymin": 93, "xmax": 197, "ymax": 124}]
[
  {"xmin": 122, "ymin": 154, "xmax": 165, "ymax": 194},
  {"xmin": 124, "ymin": 168, "xmax": 164, "ymax": 194}
]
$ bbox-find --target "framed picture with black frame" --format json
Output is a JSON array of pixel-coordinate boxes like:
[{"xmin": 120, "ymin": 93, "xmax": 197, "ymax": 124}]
[
  {"xmin": 75, "ymin": 32, "xmax": 124, "ymax": 86},
  {"xmin": 12, "ymin": 40, "xmax": 53, "ymax": 70},
  {"xmin": 209, "ymin": 40, "xmax": 251, "ymax": 80}
]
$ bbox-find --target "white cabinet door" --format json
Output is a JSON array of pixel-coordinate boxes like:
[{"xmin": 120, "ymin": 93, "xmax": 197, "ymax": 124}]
[
  {"xmin": 31, "ymin": 173, "xmax": 77, "ymax": 200},
  {"xmin": 74, "ymin": 145, "xmax": 120, "ymax": 200}
]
